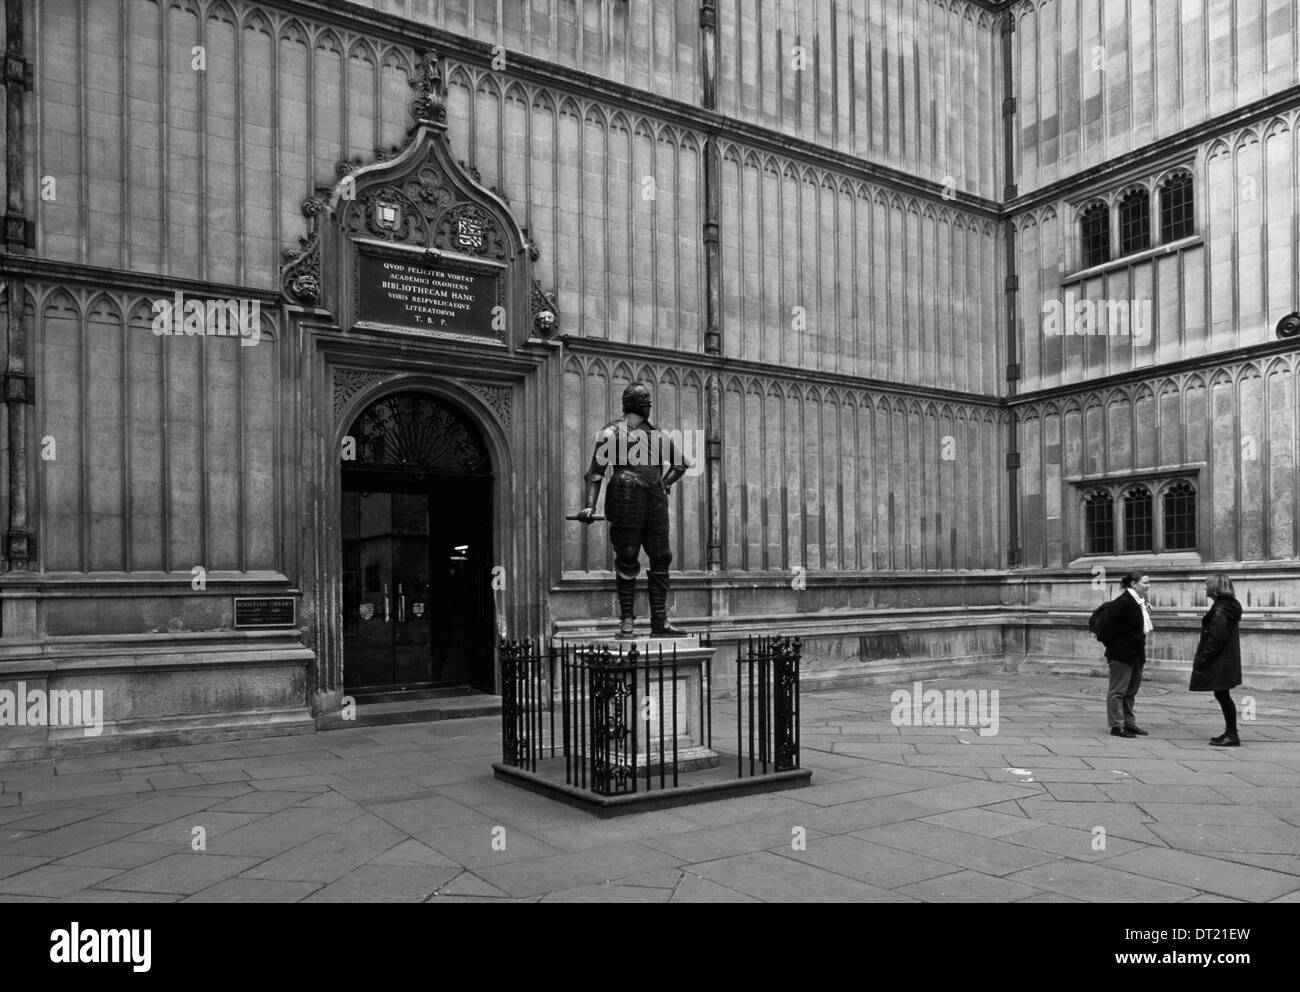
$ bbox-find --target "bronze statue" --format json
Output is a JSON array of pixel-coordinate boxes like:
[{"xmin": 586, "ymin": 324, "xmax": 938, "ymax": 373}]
[{"xmin": 577, "ymin": 382, "xmax": 692, "ymax": 638}]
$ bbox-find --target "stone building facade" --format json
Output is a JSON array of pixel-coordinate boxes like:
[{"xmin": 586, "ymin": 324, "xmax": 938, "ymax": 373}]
[{"xmin": 1, "ymin": 0, "xmax": 1297, "ymax": 752}]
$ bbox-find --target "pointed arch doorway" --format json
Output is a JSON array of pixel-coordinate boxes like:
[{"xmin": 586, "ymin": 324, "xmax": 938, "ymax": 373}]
[{"xmin": 340, "ymin": 390, "xmax": 495, "ymax": 696}]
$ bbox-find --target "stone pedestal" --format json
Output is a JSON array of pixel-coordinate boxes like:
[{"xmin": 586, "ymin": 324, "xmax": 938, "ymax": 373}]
[{"xmin": 556, "ymin": 636, "xmax": 720, "ymax": 773}]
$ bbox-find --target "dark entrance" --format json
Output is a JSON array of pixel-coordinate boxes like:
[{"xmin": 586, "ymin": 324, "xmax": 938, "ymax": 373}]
[{"xmin": 341, "ymin": 391, "xmax": 495, "ymax": 696}]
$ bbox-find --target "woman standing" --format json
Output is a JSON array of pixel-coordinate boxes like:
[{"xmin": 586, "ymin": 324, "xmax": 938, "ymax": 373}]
[{"xmin": 1190, "ymin": 575, "xmax": 1243, "ymax": 747}]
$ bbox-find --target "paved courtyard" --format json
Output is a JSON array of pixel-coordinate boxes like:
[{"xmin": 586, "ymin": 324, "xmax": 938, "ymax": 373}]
[{"xmin": 2, "ymin": 672, "xmax": 1299, "ymax": 903}]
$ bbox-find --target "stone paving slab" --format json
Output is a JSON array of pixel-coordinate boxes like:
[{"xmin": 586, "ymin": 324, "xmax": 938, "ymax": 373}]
[
  {"xmin": 1, "ymin": 671, "xmax": 1298, "ymax": 902},
  {"xmin": 0, "ymin": 864, "xmax": 127, "ymax": 897},
  {"xmin": 894, "ymin": 869, "xmax": 1044, "ymax": 902},
  {"xmin": 665, "ymin": 873, "xmax": 761, "ymax": 902},
  {"xmin": 241, "ymin": 831, "xmax": 404, "ymax": 883},
  {"xmin": 1098, "ymin": 847, "xmax": 1300, "ymax": 901},
  {"xmin": 474, "ymin": 843, "xmax": 683, "ymax": 898},
  {"xmin": 1001, "ymin": 861, "xmax": 1202, "ymax": 902},
  {"xmin": 853, "ymin": 820, "xmax": 1059, "ymax": 876},
  {"xmin": 92, "ymin": 854, "xmax": 262, "ymax": 895},
  {"xmin": 689, "ymin": 851, "xmax": 906, "ymax": 902},
  {"xmin": 778, "ymin": 834, "xmax": 956, "ymax": 889},
  {"xmin": 0, "ymin": 854, "xmax": 52, "ymax": 880},
  {"xmin": 302, "ymin": 865, "xmax": 459, "ymax": 902},
  {"xmin": 54, "ymin": 841, "xmax": 181, "ymax": 870},
  {"xmin": 182, "ymin": 878, "xmax": 322, "ymax": 902}
]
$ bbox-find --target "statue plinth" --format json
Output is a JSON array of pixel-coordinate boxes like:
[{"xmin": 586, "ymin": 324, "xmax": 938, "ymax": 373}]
[{"xmin": 551, "ymin": 635, "xmax": 720, "ymax": 773}]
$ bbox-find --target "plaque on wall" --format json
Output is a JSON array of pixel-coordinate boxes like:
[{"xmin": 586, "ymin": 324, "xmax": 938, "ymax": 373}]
[
  {"xmin": 353, "ymin": 240, "xmax": 505, "ymax": 342},
  {"xmin": 234, "ymin": 597, "xmax": 297, "ymax": 628}
]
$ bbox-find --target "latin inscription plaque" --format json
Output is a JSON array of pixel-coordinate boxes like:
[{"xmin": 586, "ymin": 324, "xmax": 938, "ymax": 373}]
[{"xmin": 355, "ymin": 243, "xmax": 502, "ymax": 339}]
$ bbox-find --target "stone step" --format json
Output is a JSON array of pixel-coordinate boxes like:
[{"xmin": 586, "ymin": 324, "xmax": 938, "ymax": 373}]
[{"xmin": 316, "ymin": 691, "xmax": 501, "ymax": 730}]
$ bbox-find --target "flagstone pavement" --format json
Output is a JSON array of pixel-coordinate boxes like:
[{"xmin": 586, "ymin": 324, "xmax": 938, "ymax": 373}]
[{"xmin": 2, "ymin": 672, "xmax": 1299, "ymax": 903}]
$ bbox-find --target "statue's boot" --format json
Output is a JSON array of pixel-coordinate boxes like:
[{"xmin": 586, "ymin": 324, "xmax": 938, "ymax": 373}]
[
  {"xmin": 615, "ymin": 573, "xmax": 636, "ymax": 639},
  {"xmin": 648, "ymin": 570, "xmax": 687, "ymax": 637}
]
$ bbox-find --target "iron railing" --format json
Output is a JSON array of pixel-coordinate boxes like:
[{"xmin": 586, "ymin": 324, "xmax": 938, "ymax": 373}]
[
  {"xmin": 499, "ymin": 635, "xmax": 801, "ymax": 797},
  {"xmin": 736, "ymin": 635, "xmax": 802, "ymax": 778}
]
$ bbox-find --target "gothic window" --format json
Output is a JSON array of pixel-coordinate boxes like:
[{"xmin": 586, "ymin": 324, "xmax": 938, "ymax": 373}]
[
  {"xmin": 1081, "ymin": 202, "xmax": 1110, "ymax": 268},
  {"xmin": 1085, "ymin": 489, "xmax": 1115, "ymax": 555},
  {"xmin": 1119, "ymin": 188, "xmax": 1151, "ymax": 255},
  {"xmin": 1075, "ymin": 477, "xmax": 1199, "ymax": 558},
  {"xmin": 1160, "ymin": 172, "xmax": 1195, "ymax": 242},
  {"xmin": 1163, "ymin": 481, "xmax": 1197, "ymax": 551},
  {"xmin": 1123, "ymin": 485, "xmax": 1154, "ymax": 553}
]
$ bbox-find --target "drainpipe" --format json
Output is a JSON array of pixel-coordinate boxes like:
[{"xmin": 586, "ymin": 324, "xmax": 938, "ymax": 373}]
[
  {"xmin": 3, "ymin": 0, "xmax": 34, "ymax": 586},
  {"xmin": 701, "ymin": 2, "xmax": 723, "ymax": 615},
  {"xmin": 1001, "ymin": 10, "xmax": 1020, "ymax": 570}
]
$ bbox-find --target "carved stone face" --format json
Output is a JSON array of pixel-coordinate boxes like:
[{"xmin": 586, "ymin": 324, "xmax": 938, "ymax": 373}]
[{"xmin": 534, "ymin": 310, "xmax": 555, "ymax": 333}]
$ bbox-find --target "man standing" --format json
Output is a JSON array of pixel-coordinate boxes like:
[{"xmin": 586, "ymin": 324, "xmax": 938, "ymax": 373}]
[
  {"xmin": 576, "ymin": 382, "xmax": 692, "ymax": 638},
  {"xmin": 1099, "ymin": 571, "xmax": 1153, "ymax": 738}
]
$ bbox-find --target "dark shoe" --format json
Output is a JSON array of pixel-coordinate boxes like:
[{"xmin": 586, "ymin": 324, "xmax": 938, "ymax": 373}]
[
  {"xmin": 1209, "ymin": 731, "xmax": 1230, "ymax": 744},
  {"xmin": 1209, "ymin": 732, "xmax": 1240, "ymax": 747},
  {"xmin": 1125, "ymin": 726, "xmax": 1149, "ymax": 736},
  {"xmin": 1110, "ymin": 727, "xmax": 1137, "ymax": 738},
  {"xmin": 650, "ymin": 620, "xmax": 688, "ymax": 638}
]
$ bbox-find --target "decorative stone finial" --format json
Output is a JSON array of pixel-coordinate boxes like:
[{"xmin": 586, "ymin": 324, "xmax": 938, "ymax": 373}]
[{"xmin": 410, "ymin": 49, "xmax": 447, "ymax": 126}]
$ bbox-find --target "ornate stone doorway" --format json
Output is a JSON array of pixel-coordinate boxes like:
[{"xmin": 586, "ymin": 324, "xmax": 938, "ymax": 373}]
[{"xmin": 340, "ymin": 391, "xmax": 495, "ymax": 695}]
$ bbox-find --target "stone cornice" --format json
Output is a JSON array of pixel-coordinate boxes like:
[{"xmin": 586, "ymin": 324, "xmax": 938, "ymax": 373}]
[
  {"xmin": 1007, "ymin": 334, "xmax": 1300, "ymax": 407},
  {"xmin": 0, "ymin": 253, "xmax": 284, "ymax": 304},
  {"xmin": 561, "ymin": 336, "xmax": 1004, "ymax": 409}
]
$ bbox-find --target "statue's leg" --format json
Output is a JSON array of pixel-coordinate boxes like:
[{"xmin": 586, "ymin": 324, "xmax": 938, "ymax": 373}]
[
  {"xmin": 646, "ymin": 493, "xmax": 684, "ymax": 637},
  {"xmin": 608, "ymin": 478, "xmax": 645, "ymax": 638}
]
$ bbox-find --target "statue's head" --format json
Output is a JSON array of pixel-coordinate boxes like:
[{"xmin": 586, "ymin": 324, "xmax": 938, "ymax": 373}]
[{"xmin": 621, "ymin": 382, "xmax": 652, "ymax": 417}]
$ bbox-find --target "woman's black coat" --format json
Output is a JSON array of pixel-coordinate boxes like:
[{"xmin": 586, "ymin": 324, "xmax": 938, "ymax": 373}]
[
  {"xmin": 1189, "ymin": 595, "xmax": 1242, "ymax": 692},
  {"xmin": 1101, "ymin": 591, "xmax": 1147, "ymax": 664}
]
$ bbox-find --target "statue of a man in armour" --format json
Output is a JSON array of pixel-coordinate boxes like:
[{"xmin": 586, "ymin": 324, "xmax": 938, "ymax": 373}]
[{"xmin": 576, "ymin": 382, "xmax": 692, "ymax": 638}]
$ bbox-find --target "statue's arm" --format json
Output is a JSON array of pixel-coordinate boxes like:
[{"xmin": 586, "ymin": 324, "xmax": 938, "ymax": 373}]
[
  {"xmin": 577, "ymin": 428, "xmax": 611, "ymax": 521},
  {"xmin": 661, "ymin": 432, "xmax": 692, "ymax": 491}
]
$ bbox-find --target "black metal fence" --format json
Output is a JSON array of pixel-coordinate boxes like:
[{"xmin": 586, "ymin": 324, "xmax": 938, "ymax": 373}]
[{"xmin": 499, "ymin": 635, "xmax": 801, "ymax": 797}]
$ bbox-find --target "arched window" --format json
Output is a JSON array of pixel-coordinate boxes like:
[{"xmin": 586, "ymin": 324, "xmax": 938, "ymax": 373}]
[
  {"xmin": 1160, "ymin": 172, "xmax": 1195, "ymax": 242},
  {"xmin": 1119, "ymin": 188, "xmax": 1151, "ymax": 255},
  {"xmin": 1081, "ymin": 202, "xmax": 1110, "ymax": 268},
  {"xmin": 1163, "ymin": 481, "xmax": 1197, "ymax": 551},
  {"xmin": 1123, "ymin": 485, "xmax": 1153, "ymax": 553},
  {"xmin": 1085, "ymin": 489, "xmax": 1115, "ymax": 554}
]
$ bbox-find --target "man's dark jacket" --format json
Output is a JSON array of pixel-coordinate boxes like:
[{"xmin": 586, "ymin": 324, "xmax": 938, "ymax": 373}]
[
  {"xmin": 1099, "ymin": 591, "xmax": 1147, "ymax": 664},
  {"xmin": 1189, "ymin": 595, "xmax": 1242, "ymax": 692}
]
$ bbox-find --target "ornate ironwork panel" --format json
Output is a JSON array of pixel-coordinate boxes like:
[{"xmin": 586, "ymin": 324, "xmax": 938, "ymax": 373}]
[
  {"xmin": 347, "ymin": 391, "xmax": 490, "ymax": 474},
  {"xmin": 771, "ymin": 636, "xmax": 802, "ymax": 771},
  {"xmin": 587, "ymin": 647, "xmax": 635, "ymax": 796}
]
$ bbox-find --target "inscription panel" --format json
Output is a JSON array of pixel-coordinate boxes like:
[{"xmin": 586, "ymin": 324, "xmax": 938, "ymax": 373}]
[{"xmin": 353, "ymin": 241, "xmax": 505, "ymax": 342}]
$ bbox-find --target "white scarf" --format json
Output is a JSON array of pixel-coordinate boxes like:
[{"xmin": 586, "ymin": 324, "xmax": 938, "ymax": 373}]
[{"xmin": 1127, "ymin": 587, "xmax": 1153, "ymax": 634}]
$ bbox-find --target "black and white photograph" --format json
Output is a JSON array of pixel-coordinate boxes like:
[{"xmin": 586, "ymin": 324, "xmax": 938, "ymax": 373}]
[{"xmin": 0, "ymin": 0, "xmax": 1295, "ymax": 964}]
